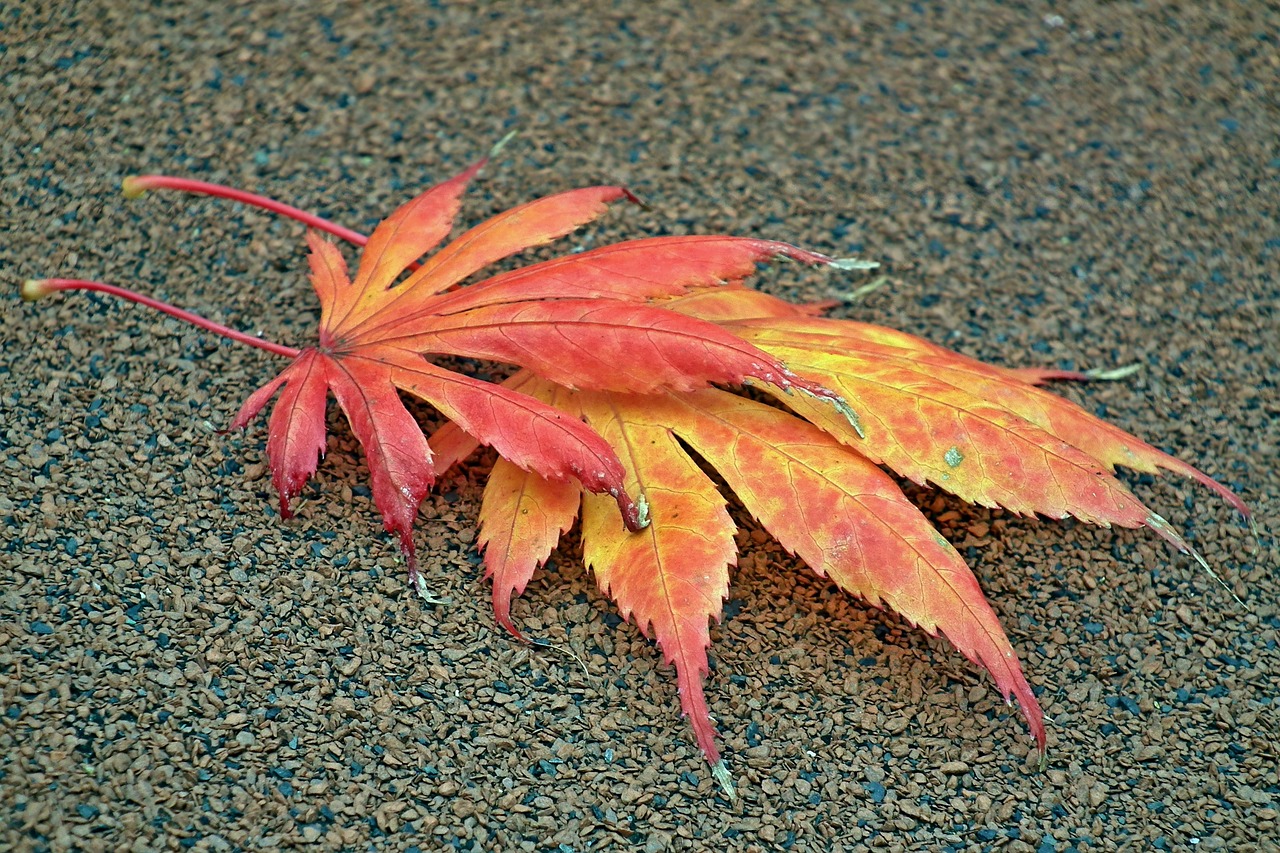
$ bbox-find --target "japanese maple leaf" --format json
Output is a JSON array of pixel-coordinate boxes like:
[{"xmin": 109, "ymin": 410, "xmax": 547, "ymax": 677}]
[
  {"xmin": 667, "ymin": 287, "xmax": 1251, "ymax": 576},
  {"xmin": 429, "ymin": 288, "xmax": 1249, "ymax": 799},
  {"xmin": 432, "ymin": 374, "xmax": 1046, "ymax": 799},
  {"xmin": 25, "ymin": 145, "xmax": 854, "ymax": 594}
]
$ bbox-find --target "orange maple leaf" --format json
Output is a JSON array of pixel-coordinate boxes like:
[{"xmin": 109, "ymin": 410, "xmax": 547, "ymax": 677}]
[
  {"xmin": 431, "ymin": 296, "xmax": 1249, "ymax": 800},
  {"xmin": 441, "ymin": 376, "xmax": 1046, "ymax": 799}
]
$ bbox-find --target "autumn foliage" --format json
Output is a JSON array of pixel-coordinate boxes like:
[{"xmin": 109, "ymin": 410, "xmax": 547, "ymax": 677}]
[{"xmin": 23, "ymin": 143, "xmax": 1249, "ymax": 799}]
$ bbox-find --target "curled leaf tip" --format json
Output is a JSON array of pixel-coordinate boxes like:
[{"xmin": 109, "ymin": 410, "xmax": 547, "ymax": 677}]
[
  {"xmin": 612, "ymin": 488, "xmax": 650, "ymax": 532},
  {"xmin": 121, "ymin": 175, "xmax": 150, "ymax": 199},
  {"xmin": 415, "ymin": 574, "xmax": 452, "ymax": 605},
  {"xmin": 711, "ymin": 760, "xmax": 736, "ymax": 802},
  {"xmin": 624, "ymin": 492, "xmax": 651, "ymax": 531},
  {"xmin": 20, "ymin": 279, "xmax": 54, "ymax": 301},
  {"xmin": 828, "ymin": 256, "xmax": 881, "ymax": 271}
]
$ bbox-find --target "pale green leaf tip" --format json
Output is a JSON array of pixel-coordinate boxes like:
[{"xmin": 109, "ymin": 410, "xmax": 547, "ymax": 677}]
[
  {"xmin": 1147, "ymin": 512, "xmax": 1246, "ymax": 609},
  {"xmin": 414, "ymin": 574, "xmax": 452, "ymax": 606},
  {"xmin": 712, "ymin": 760, "xmax": 736, "ymax": 802},
  {"xmin": 828, "ymin": 257, "xmax": 880, "ymax": 272},
  {"xmin": 488, "ymin": 129, "xmax": 519, "ymax": 160},
  {"xmin": 798, "ymin": 387, "xmax": 865, "ymax": 439},
  {"xmin": 121, "ymin": 176, "xmax": 148, "ymax": 199},
  {"xmin": 836, "ymin": 398, "xmax": 865, "ymax": 439},
  {"xmin": 1083, "ymin": 363, "xmax": 1142, "ymax": 381},
  {"xmin": 836, "ymin": 275, "xmax": 890, "ymax": 303},
  {"xmin": 21, "ymin": 279, "xmax": 53, "ymax": 301},
  {"xmin": 635, "ymin": 493, "xmax": 651, "ymax": 529}
]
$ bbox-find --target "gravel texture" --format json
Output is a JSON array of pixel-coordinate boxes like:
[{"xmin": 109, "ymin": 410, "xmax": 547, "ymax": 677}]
[{"xmin": 2, "ymin": 2, "xmax": 1277, "ymax": 851}]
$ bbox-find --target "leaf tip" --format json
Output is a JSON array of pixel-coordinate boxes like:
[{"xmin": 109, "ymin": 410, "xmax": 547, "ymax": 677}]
[
  {"xmin": 834, "ymin": 396, "xmax": 865, "ymax": 439},
  {"xmin": 827, "ymin": 256, "xmax": 881, "ymax": 272},
  {"xmin": 1082, "ymin": 362, "xmax": 1143, "ymax": 381},
  {"xmin": 496, "ymin": 615, "xmax": 528, "ymax": 643},
  {"xmin": 616, "ymin": 489, "xmax": 650, "ymax": 532},
  {"xmin": 415, "ymin": 573, "xmax": 452, "ymax": 606},
  {"xmin": 20, "ymin": 279, "xmax": 54, "ymax": 302},
  {"xmin": 1146, "ymin": 512, "xmax": 1246, "ymax": 608},
  {"xmin": 620, "ymin": 187, "xmax": 650, "ymax": 211},
  {"xmin": 797, "ymin": 384, "xmax": 866, "ymax": 439},
  {"xmin": 711, "ymin": 760, "xmax": 736, "ymax": 802},
  {"xmin": 834, "ymin": 275, "xmax": 890, "ymax": 304},
  {"xmin": 488, "ymin": 129, "xmax": 519, "ymax": 160}
]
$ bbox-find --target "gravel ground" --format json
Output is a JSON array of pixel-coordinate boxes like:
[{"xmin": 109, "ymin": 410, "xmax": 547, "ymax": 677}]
[{"xmin": 2, "ymin": 1, "xmax": 1277, "ymax": 851}]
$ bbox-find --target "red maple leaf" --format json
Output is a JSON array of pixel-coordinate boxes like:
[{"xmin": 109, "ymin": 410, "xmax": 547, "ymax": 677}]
[{"xmin": 24, "ymin": 142, "xmax": 854, "ymax": 599}]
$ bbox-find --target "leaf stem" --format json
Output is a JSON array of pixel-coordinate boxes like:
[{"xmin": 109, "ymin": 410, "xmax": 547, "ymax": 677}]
[
  {"xmin": 123, "ymin": 175, "xmax": 371, "ymax": 249},
  {"xmin": 22, "ymin": 278, "xmax": 301, "ymax": 359}
]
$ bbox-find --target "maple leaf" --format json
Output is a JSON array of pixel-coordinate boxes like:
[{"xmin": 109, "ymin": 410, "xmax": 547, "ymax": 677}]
[
  {"xmin": 23, "ymin": 147, "xmax": 1249, "ymax": 802},
  {"xmin": 431, "ymin": 292, "xmax": 1249, "ymax": 799},
  {"xmin": 662, "ymin": 290, "xmax": 1251, "ymax": 587},
  {"xmin": 443, "ymin": 377, "xmax": 1048, "ymax": 799},
  {"xmin": 25, "ymin": 145, "xmax": 853, "ymax": 596}
]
